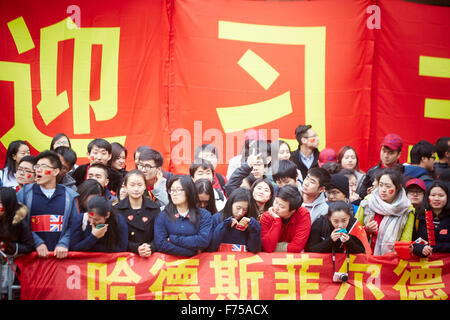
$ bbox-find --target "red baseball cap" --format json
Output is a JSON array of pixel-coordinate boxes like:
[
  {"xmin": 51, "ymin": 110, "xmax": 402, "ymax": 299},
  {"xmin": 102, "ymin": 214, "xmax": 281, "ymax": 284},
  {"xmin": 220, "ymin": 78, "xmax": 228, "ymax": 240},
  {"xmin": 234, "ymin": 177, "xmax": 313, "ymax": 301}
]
[
  {"xmin": 318, "ymin": 148, "xmax": 337, "ymax": 167},
  {"xmin": 405, "ymin": 178, "xmax": 426, "ymax": 192},
  {"xmin": 381, "ymin": 133, "xmax": 403, "ymax": 151}
]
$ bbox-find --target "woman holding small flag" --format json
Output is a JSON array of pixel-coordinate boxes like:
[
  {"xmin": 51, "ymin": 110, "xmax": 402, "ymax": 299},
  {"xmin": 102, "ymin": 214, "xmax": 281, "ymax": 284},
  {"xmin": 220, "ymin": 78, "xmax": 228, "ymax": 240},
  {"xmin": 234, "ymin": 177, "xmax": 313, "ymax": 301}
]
[
  {"xmin": 412, "ymin": 180, "xmax": 450, "ymax": 257},
  {"xmin": 305, "ymin": 201, "xmax": 368, "ymax": 254}
]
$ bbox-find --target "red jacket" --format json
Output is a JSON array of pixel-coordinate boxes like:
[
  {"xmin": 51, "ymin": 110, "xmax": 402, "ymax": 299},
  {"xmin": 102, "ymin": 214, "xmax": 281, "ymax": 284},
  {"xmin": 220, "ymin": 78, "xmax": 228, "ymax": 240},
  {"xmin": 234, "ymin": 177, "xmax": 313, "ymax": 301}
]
[{"xmin": 260, "ymin": 206, "xmax": 311, "ymax": 253}]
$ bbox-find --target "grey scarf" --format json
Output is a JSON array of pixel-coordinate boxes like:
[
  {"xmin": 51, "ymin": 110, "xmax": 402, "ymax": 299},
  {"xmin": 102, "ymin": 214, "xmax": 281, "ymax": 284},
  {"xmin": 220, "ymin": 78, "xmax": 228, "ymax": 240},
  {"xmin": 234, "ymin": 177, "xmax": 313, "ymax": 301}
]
[{"xmin": 360, "ymin": 188, "xmax": 411, "ymax": 255}]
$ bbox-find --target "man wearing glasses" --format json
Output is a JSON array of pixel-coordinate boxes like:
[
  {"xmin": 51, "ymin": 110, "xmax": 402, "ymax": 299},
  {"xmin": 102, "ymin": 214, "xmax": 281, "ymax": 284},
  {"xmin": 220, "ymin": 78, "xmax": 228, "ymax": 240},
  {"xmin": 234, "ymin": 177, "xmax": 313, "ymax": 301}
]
[
  {"xmin": 136, "ymin": 148, "xmax": 169, "ymax": 209},
  {"xmin": 16, "ymin": 156, "xmax": 36, "ymax": 191},
  {"xmin": 17, "ymin": 150, "xmax": 79, "ymax": 259},
  {"xmin": 290, "ymin": 124, "xmax": 320, "ymax": 181}
]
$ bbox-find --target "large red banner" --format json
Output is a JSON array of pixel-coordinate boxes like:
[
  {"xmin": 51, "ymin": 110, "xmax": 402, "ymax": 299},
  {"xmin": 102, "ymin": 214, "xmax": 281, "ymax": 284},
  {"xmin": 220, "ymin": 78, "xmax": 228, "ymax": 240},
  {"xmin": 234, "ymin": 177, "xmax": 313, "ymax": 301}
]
[
  {"xmin": 0, "ymin": 0, "xmax": 448, "ymax": 174},
  {"xmin": 15, "ymin": 251, "xmax": 450, "ymax": 300}
]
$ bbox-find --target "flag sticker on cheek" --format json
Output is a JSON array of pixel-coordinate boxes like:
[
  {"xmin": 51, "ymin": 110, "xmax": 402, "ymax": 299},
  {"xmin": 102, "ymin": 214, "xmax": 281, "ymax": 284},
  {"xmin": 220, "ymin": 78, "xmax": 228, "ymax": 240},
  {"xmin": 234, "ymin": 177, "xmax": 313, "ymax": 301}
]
[
  {"xmin": 90, "ymin": 155, "xmax": 95, "ymax": 161},
  {"xmin": 0, "ymin": 207, "xmax": 4, "ymax": 213},
  {"xmin": 27, "ymin": 174, "xmax": 32, "ymax": 179},
  {"xmin": 389, "ymin": 189, "xmax": 394, "ymax": 194},
  {"xmin": 44, "ymin": 170, "xmax": 52, "ymax": 175}
]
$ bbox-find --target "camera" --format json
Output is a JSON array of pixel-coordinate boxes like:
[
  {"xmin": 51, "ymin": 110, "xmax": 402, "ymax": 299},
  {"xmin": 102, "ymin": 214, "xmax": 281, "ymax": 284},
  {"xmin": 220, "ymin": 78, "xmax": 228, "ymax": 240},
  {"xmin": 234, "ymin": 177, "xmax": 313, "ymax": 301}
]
[{"xmin": 333, "ymin": 272, "xmax": 349, "ymax": 283}]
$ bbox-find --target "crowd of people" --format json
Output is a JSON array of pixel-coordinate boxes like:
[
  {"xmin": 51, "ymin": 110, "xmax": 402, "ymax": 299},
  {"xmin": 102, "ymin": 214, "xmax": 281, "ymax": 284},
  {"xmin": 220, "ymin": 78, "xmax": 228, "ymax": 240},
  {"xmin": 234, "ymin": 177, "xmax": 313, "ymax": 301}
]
[{"xmin": 0, "ymin": 126, "xmax": 449, "ymax": 292}]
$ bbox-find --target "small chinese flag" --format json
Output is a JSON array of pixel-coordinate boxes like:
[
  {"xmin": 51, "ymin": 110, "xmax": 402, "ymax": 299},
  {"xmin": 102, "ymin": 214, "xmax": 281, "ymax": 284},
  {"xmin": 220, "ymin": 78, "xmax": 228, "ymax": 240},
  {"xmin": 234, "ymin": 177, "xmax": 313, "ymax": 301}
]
[
  {"xmin": 348, "ymin": 219, "xmax": 372, "ymax": 255},
  {"xmin": 425, "ymin": 210, "xmax": 436, "ymax": 246}
]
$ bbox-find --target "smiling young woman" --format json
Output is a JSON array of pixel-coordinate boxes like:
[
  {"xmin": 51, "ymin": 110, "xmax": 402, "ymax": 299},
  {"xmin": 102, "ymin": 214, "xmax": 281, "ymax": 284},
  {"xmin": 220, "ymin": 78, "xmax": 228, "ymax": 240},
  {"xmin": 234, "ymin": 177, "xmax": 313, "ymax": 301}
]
[
  {"xmin": 355, "ymin": 168, "xmax": 415, "ymax": 255},
  {"xmin": 412, "ymin": 181, "xmax": 450, "ymax": 257}
]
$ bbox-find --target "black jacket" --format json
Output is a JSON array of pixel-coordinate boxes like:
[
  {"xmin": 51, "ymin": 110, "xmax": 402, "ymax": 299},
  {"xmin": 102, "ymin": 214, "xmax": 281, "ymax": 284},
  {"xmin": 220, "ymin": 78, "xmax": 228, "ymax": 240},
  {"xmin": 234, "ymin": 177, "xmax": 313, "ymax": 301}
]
[
  {"xmin": 113, "ymin": 196, "xmax": 160, "ymax": 254},
  {"xmin": 290, "ymin": 148, "xmax": 320, "ymax": 180},
  {"xmin": 0, "ymin": 204, "xmax": 34, "ymax": 255},
  {"xmin": 224, "ymin": 163, "xmax": 254, "ymax": 196},
  {"xmin": 109, "ymin": 168, "xmax": 127, "ymax": 193},
  {"xmin": 412, "ymin": 209, "xmax": 450, "ymax": 257},
  {"xmin": 305, "ymin": 215, "xmax": 365, "ymax": 254}
]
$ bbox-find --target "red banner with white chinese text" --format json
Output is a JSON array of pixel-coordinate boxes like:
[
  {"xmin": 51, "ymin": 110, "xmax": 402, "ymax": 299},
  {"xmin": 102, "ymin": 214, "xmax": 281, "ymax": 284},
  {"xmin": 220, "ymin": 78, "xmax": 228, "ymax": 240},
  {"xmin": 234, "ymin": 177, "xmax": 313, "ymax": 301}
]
[
  {"xmin": 0, "ymin": 0, "xmax": 448, "ymax": 175},
  {"xmin": 15, "ymin": 251, "xmax": 450, "ymax": 300}
]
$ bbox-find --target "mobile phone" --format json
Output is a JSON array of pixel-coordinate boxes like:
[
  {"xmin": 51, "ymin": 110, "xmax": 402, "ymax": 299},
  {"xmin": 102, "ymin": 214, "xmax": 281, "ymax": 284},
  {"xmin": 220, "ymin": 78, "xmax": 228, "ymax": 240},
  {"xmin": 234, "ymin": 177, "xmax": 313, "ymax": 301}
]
[
  {"xmin": 338, "ymin": 228, "xmax": 347, "ymax": 234},
  {"xmin": 96, "ymin": 224, "xmax": 106, "ymax": 229}
]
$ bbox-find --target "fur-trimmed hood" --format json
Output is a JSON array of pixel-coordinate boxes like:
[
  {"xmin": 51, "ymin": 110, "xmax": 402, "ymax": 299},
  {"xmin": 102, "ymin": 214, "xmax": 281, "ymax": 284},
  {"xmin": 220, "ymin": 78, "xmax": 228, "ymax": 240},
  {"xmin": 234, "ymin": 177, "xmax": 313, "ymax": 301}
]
[{"xmin": 12, "ymin": 203, "xmax": 28, "ymax": 225}]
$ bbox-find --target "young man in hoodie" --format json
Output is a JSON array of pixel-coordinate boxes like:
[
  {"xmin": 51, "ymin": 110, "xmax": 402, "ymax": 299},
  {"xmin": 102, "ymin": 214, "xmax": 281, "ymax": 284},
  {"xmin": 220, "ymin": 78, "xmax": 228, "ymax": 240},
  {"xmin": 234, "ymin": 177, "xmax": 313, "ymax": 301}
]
[
  {"xmin": 403, "ymin": 140, "xmax": 435, "ymax": 189},
  {"xmin": 301, "ymin": 167, "xmax": 330, "ymax": 224}
]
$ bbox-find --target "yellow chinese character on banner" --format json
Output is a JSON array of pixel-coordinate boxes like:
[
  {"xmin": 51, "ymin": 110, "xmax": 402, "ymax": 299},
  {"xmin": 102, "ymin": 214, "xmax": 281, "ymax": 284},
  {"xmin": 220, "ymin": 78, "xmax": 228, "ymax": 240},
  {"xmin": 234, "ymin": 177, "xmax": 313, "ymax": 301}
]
[
  {"xmin": 272, "ymin": 254, "xmax": 323, "ymax": 300},
  {"xmin": 209, "ymin": 254, "xmax": 264, "ymax": 300},
  {"xmin": 217, "ymin": 21, "xmax": 326, "ymax": 150},
  {"xmin": 335, "ymin": 255, "xmax": 384, "ymax": 300},
  {"xmin": 1, "ymin": 16, "xmax": 125, "ymax": 157},
  {"xmin": 148, "ymin": 258, "xmax": 200, "ymax": 300},
  {"xmin": 393, "ymin": 258, "xmax": 448, "ymax": 300},
  {"xmin": 87, "ymin": 257, "xmax": 142, "ymax": 300}
]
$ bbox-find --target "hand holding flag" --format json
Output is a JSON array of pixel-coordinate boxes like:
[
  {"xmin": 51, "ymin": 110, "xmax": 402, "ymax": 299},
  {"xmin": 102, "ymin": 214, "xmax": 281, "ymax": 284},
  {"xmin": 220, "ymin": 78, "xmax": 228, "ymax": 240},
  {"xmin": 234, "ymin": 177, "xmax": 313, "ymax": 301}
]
[{"xmin": 348, "ymin": 219, "xmax": 372, "ymax": 255}]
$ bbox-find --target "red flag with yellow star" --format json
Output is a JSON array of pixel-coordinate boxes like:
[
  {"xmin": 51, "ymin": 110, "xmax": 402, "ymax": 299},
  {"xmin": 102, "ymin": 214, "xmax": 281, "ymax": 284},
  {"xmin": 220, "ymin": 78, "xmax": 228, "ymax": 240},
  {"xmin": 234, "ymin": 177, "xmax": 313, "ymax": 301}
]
[{"xmin": 349, "ymin": 219, "xmax": 372, "ymax": 255}]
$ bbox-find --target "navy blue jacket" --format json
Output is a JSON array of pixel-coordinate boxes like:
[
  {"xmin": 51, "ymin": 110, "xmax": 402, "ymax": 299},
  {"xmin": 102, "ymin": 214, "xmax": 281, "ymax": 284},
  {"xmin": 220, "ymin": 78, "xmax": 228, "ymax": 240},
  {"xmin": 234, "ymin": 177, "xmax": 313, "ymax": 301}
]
[
  {"xmin": 69, "ymin": 212, "xmax": 128, "ymax": 252},
  {"xmin": 207, "ymin": 212, "xmax": 261, "ymax": 253},
  {"xmin": 403, "ymin": 165, "xmax": 433, "ymax": 189},
  {"xmin": 113, "ymin": 196, "xmax": 160, "ymax": 254},
  {"xmin": 412, "ymin": 210, "xmax": 450, "ymax": 257},
  {"xmin": 154, "ymin": 208, "xmax": 212, "ymax": 257}
]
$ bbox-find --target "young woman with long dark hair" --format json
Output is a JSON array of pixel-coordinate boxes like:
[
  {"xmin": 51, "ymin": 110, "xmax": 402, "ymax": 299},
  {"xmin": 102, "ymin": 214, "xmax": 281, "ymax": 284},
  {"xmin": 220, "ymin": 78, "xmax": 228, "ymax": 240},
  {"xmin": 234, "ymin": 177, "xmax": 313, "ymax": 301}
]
[
  {"xmin": 69, "ymin": 196, "xmax": 127, "ymax": 252},
  {"xmin": 154, "ymin": 175, "xmax": 212, "ymax": 257},
  {"xmin": 207, "ymin": 187, "xmax": 261, "ymax": 253}
]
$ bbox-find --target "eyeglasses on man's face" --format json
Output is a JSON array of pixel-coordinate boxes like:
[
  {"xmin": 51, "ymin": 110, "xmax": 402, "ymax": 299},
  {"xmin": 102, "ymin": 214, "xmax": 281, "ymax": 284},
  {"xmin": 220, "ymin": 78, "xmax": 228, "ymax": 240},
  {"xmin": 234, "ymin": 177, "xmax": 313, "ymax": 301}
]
[
  {"xmin": 137, "ymin": 162, "xmax": 158, "ymax": 171},
  {"xmin": 17, "ymin": 167, "xmax": 35, "ymax": 175},
  {"xmin": 33, "ymin": 164, "xmax": 55, "ymax": 171}
]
